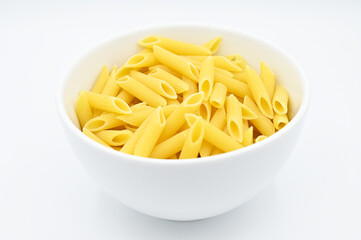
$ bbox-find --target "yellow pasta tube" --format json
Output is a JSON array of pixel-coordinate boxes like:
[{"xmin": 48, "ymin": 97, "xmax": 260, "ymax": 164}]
[
  {"xmin": 240, "ymin": 103, "xmax": 257, "ymax": 120},
  {"xmin": 185, "ymin": 114, "xmax": 243, "ymax": 152},
  {"xmin": 213, "ymin": 56, "xmax": 243, "ymax": 72},
  {"xmin": 272, "ymin": 85, "xmax": 289, "ymax": 115},
  {"xmin": 120, "ymin": 110, "xmax": 153, "ymax": 154},
  {"xmin": 255, "ymin": 135, "xmax": 267, "ymax": 143},
  {"xmin": 203, "ymin": 36, "xmax": 221, "ymax": 54},
  {"xmin": 188, "ymin": 56, "xmax": 242, "ymax": 72},
  {"xmin": 138, "ymin": 36, "xmax": 211, "ymax": 55},
  {"xmin": 199, "ymin": 107, "xmax": 226, "ymax": 157},
  {"xmin": 209, "ymin": 82, "xmax": 227, "ymax": 108},
  {"xmin": 148, "ymin": 64, "xmax": 181, "ymax": 78},
  {"xmin": 91, "ymin": 65, "xmax": 109, "ymax": 93},
  {"xmin": 245, "ymin": 65, "xmax": 273, "ymax": 119},
  {"xmin": 84, "ymin": 113, "xmax": 124, "ymax": 132},
  {"xmin": 210, "ymin": 147, "xmax": 223, "ymax": 156},
  {"xmin": 232, "ymin": 72, "xmax": 247, "ymax": 83},
  {"xmin": 273, "ymin": 114, "xmax": 289, "ymax": 130},
  {"xmin": 186, "ymin": 56, "xmax": 234, "ymax": 78},
  {"xmin": 124, "ymin": 51, "xmax": 159, "ymax": 68},
  {"xmin": 95, "ymin": 130, "xmax": 133, "ymax": 146},
  {"xmin": 148, "ymin": 67, "xmax": 189, "ymax": 93},
  {"xmin": 243, "ymin": 96, "xmax": 275, "ymax": 136},
  {"xmin": 162, "ymin": 104, "xmax": 179, "ymax": 118},
  {"xmin": 116, "ymin": 90, "xmax": 135, "ymax": 104},
  {"xmin": 101, "ymin": 69, "xmax": 120, "ymax": 96},
  {"xmin": 134, "ymin": 107, "xmax": 166, "ymax": 157},
  {"xmin": 150, "ymin": 129, "xmax": 189, "ymax": 159},
  {"xmin": 214, "ymin": 71, "xmax": 252, "ymax": 98},
  {"xmin": 158, "ymin": 92, "xmax": 204, "ymax": 142},
  {"xmin": 198, "ymin": 102, "xmax": 212, "ymax": 122},
  {"xmin": 182, "ymin": 76, "xmax": 198, "ymax": 100},
  {"xmin": 260, "ymin": 61, "xmax": 275, "ymax": 99},
  {"xmin": 242, "ymin": 126, "xmax": 254, "ymax": 146},
  {"xmin": 130, "ymin": 71, "xmax": 177, "ymax": 99},
  {"xmin": 75, "ymin": 91, "xmax": 93, "ymax": 129},
  {"xmin": 117, "ymin": 106, "xmax": 154, "ymax": 127},
  {"xmin": 166, "ymin": 98, "xmax": 180, "ymax": 105},
  {"xmin": 153, "ymin": 46, "xmax": 199, "ymax": 81},
  {"xmin": 198, "ymin": 56, "xmax": 214, "ymax": 101},
  {"xmin": 117, "ymin": 76, "xmax": 167, "ymax": 107},
  {"xmin": 179, "ymin": 118, "xmax": 205, "ymax": 159},
  {"xmin": 83, "ymin": 128, "xmax": 111, "ymax": 148},
  {"xmin": 226, "ymin": 54, "xmax": 248, "ymax": 69},
  {"xmin": 226, "ymin": 94, "xmax": 243, "ymax": 142},
  {"xmin": 84, "ymin": 91, "xmax": 131, "ymax": 114},
  {"xmin": 115, "ymin": 65, "xmax": 132, "ymax": 79}
]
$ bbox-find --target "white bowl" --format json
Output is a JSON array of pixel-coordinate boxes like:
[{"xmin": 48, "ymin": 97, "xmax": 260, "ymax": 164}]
[{"xmin": 56, "ymin": 23, "xmax": 310, "ymax": 221}]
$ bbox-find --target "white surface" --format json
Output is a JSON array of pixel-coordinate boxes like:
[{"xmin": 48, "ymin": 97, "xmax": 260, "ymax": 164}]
[
  {"xmin": 58, "ymin": 23, "xmax": 309, "ymax": 221},
  {"xmin": 0, "ymin": 0, "xmax": 360, "ymax": 239}
]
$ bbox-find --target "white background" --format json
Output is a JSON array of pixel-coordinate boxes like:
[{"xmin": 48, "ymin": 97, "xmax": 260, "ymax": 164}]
[{"xmin": 1, "ymin": 0, "xmax": 360, "ymax": 239}]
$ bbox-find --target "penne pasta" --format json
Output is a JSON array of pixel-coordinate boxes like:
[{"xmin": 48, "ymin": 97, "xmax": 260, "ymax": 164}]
[
  {"xmin": 203, "ymin": 36, "xmax": 222, "ymax": 54},
  {"xmin": 185, "ymin": 114, "xmax": 243, "ymax": 152},
  {"xmin": 214, "ymin": 71, "xmax": 252, "ymax": 98},
  {"xmin": 150, "ymin": 129, "xmax": 189, "ymax": 159},
  {"xmin": 117, "ymin": 76, "xmax": 167, "ymax": 107},
  {"xmin": 226, "ymin": 94, "xmax": 243, "ymax": 142},
  {"xmin": 210, "ymin": 147, "xmax": 223, "ymax": 156},
  {"xmin": 158, "ymin": 92, "xmax": 204, "ymax": 142},
  {"xmin": 84, "ymin": 113, "xmax": 124, "ymax": 132},
  {"xmin": 242, "ymin": 126, "xmax": 254, "ymax": 146},
  {"xmin": 117, "ymin": 106, "xmax": 154, "ymax": 127},
  {"xmin": 75, "ymin": 91, "xmax": 93, "ymax": 129},
  {"xmin": 138, "ymin": 36, "xmax": 211, "ymax": 55},
  {"xmin": 83, "ymin": 128, "xmax": 111, "ymax": 148},
  {"xmin": 186, "ymin": 56, "xmax": 234, "ymax": 78},
  {"xmin": 116, "ymin": 90, "xmax": 135, "ymax": 104},
  {"xmin": 255, "ymin": 135, "xmax": 267, "ymax": 143},
  {"xmin": 273, "ymin": 114, "xmax": 289, "ymax": 130},
  {"xmin": 179, "ymin": 117, "xmax": 205, "ymax": 159},
  {"xmin": 148, "ymin": 67, "xmax": 189, "ymax": 93},
  {"xmin": 198, "ymin": 101, "xmax": 212, "ymax": 122},
  {"xmin": 243, "ymin": 96, "xmax": 275, "ymax": 136},
  {"xmin": 84, "ymin": 91, "xmax": 131, "ymax": 114},
  {"xmin": 130, "ymin": 71, "xmax": 177, "ymax": 99},
  {"xmin": 95, "ymin": 130, "xmax": 133, "ymax": 146},
  {"xmin": 134, "ymin": 107, "xmax": 166, "ymax": 157},
  {"xmin": 198, "ymin": 56, "xmax": 215, "ymax": 101},
  {"xmin": 124, "ymin": 51, "xmax": 159, "ymax": 68},
  {"xmin": 153, "ymin": 46, "xmax": 200, "ymax": 82},
  {"xmin": 226, "ymin": 54, "xmax": 248, "ymax": 69},
  {"xmin": 166, "ymin": 98, "xmax": 180, "ymax": 105},
  {"xmin": 232, "ymin": 71, "xmax": 247, "ymax": 83},
  {"xmin": 101, "ymin": 68, "xmax": 120, "ymax": 96},
  {"xmin": 78, "ymin": 35, "xmax": 293, "ymax": 158},
  {"xmin": 182, "ymin": 76, "xmax": 198, "ymax": 100},
  {"xmin": 240, "ymin": 103, "xmax": 257, "ymax": 120},
  {"xmin": 91, "ymin": 65, "xmax": 109, "ymax": 93},
  {"xmin": 200, "ymin": 107, "xmax": 226, "ymax": 157},
  {"xmin": 148, "ymin": 64, "xmax": 181, "ymax": 78},
  {"xmin": 260, "ymin": 61, "xmax": 275, "ymax": 99},
  {"xmin": 272, "ymin": 85, "xmax": 289, "ymax": 115},
  {"xmin": 245, "ymin": 65, "xmax": 273, "ymax": 119},
  {"xmin": 209, "ymin": 82, "xmax": 227, "ymax": 108}
]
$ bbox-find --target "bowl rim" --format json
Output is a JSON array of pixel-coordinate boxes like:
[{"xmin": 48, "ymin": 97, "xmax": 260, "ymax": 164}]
[{"xmin": 56, "ymin": 22, "xmax": 310, "ymax": 165}]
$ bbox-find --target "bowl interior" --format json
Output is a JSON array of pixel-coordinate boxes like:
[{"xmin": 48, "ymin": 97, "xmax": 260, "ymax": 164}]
[{"xmin": 60, "ymin": 24, "xmax": 306, "ymax": 130}]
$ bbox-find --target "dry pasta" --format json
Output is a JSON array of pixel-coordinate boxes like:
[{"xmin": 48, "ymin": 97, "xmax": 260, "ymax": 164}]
[{"xmin": 76, "ymin": 35, "xmax": 292, "ymax": 159}]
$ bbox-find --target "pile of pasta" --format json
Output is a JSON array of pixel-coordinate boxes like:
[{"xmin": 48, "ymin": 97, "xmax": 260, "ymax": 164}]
[{"xmin": 75, "ymin": 36, "xmax": 290, "ymax": 159}]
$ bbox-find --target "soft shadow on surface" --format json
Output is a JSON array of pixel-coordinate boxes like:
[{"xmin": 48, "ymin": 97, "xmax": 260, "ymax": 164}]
[{"xmin": 94, "ymin": 183, "xmax": 285, "ymax": 240}]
